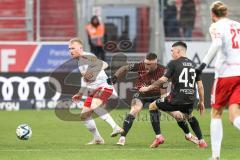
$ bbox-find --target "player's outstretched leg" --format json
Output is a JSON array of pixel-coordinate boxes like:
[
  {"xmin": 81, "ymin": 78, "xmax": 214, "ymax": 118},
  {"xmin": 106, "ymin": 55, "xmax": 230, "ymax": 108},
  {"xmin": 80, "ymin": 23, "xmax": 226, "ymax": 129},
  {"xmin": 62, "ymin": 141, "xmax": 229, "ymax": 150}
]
[
  {"xmin": 168, "ymin": 111, "xmax": 198, "ymax": 145},
  {"xmin": 233, "ymin": 116, "xmax": 240, "ymax": 129},
  {"xmin": 177, "ymin": 120, "xmax": 199, "ymax": 145},
  {"xmin": 188, "ymin": 116, "xmax": 207, "ymax": 148},
  {"xmin": 81, "ymin": 107, "xmax": 104, "ymax": 145},
  {"xmin": 116, "ymin": 113, "xmax": 135, "ymax": 146},
  {"xmin": 83, "ymin": 118, "xmax": 104, "ymax": 145},
  {"xmin": 117, "ymin": 99, "xmax": 142, "ymax": 146},
  {"xmin": 210, "ymin": 107, "xmax": 225, "ymax": 159},
  {"xmin": 92, "ymin": 99, "xmax": 123, "ymax": 137},
  {"xmin": 149, "ymin": 109, "xmax": 165, "ymax": 148},
  {"xmin": 210, "ymin": 118, "xmax": 222, "ymax": 160},
  {"xmin": 149, "ymin": 102, "xmax": 164, "ymax": 148},
  {"xmin": 229, "ymin": 104, "xmax": 240, "ymax": 130}
]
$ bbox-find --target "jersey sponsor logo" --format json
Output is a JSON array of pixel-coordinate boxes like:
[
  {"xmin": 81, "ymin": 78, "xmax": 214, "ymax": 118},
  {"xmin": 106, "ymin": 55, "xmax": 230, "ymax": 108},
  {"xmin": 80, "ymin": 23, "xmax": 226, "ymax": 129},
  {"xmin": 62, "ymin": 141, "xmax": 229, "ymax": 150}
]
[
  {"xmin": 179, "ymin": 89, "xmax": 195, "ymax": 94},
  {"xmin": 0, "ymin": 76, "xmax": 61, "ymax": 101}
]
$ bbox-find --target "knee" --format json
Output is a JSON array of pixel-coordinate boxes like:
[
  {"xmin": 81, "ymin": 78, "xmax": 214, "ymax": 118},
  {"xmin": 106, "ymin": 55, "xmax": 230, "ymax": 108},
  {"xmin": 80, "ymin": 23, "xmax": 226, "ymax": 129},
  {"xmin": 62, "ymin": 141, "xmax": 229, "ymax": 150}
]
[
  {"xmin": 149, "ymin": 102, "xmax": 158, "ymax": 110},
  {"xmin": 80, "ymin": 114, "xmax": 87, "ymax": 121},
  {"xmin": 229, "ymin": 111, "xmax": 234, "ymax": 123},
  {"xmin": 188, "ymin": 116, "xmax": 198, "ymax": 123},
  {"xmin": 130, "ymin": 99, "xmax": 143, "ymax": 116},
  {"xmin": 211, "ymin": 108, "xmax": 223, "ymax": 119},
  {"xmin": 91, "ymin": 98, "xmax": 103, "ymax": 109},
  {"xmin": 229, "ymin": 116, "xmax": 234, "ymax": 124},
  {"xmin": 171, "ymin": 111, "xmax": 184, "ymax": 121},
  {"xmin": 229, "ymin": 114, "xmax": 240, "ymax": 124},
  {"xmin": 80, "ymin": 112, "xmax": 92, "ymax": 121},
  {"xmin": 130, "ymin": 106, "xmax": 142, "ymax": 117},
  {"xmin": 185, "ymin": 113, "xmax": 193, "ymax": 120},
  {"xmin": 229, "ymin": 104, "xmax": 240, "ymax": 123}
]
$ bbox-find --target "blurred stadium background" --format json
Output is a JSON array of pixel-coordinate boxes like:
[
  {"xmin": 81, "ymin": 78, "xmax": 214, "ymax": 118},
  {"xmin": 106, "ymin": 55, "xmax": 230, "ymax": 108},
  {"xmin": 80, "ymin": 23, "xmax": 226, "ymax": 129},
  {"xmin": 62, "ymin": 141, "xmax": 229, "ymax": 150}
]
[
  {"xmin": 0, "ymin": 0, "xmax": 239, "ymax": 159},
  {"xmin": 2, "ymin": 0, "xmax": 240, "ymax": 110}
]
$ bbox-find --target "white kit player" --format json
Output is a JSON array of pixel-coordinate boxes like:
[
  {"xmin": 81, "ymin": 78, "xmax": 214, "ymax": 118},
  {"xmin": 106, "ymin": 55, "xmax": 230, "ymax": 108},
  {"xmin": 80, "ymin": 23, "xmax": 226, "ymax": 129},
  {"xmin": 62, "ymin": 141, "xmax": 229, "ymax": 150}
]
[
  {"xmin": 197, "ymin": 1, "xmax": 240, "ymax": 160},
  {"xmin": 69, "ymin": 37, "xmax": 123, "ymax": 144}
]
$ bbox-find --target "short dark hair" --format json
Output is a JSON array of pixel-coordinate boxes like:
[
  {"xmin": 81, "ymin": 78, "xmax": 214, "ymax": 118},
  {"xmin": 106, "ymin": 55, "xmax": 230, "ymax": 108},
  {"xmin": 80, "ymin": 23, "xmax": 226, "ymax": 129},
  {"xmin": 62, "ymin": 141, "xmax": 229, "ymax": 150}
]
[
  {"xmin": 172, "ymin": 41, "xmax": 187, "ymax": 49},
  {"xmin": 146, "ymin": 53, "xmax": 157, "ymax": 60}
]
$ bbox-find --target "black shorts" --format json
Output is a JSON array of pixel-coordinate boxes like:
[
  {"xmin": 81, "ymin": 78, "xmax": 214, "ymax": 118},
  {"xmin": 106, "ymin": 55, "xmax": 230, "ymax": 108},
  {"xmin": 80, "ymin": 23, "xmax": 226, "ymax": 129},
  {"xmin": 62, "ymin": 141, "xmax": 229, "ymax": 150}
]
[
  {"xmin": 133, "ymin": 93, "xmax": 160, "ymax": 108},
  {"xmin": 155, "ymin": 99, "xmax": 194, "ymax": 115}
]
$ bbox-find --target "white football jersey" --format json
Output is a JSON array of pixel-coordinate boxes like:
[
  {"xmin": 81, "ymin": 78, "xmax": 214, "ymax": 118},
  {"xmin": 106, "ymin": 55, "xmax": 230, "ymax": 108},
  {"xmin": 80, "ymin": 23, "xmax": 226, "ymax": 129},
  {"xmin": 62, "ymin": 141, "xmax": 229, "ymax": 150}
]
[
  {"xmin": 209, "ymin": 18, "xmax": 240, "ymax": 78},
  {"xmin": 78, "ymin": 52, "xmax": 117, "ymax": 97}
]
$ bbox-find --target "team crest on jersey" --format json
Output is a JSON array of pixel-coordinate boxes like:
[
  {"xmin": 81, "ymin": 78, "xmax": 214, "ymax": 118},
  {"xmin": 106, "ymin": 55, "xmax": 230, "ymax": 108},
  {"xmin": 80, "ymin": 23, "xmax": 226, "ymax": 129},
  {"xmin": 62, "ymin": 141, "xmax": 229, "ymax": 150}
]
[
  {"xmin": 211, "ymin": 27, "xmax": 221, "ymax": 39},
  {"xmin": 89, "ymin": 56, "xmax": 97, "ymax": 62}
]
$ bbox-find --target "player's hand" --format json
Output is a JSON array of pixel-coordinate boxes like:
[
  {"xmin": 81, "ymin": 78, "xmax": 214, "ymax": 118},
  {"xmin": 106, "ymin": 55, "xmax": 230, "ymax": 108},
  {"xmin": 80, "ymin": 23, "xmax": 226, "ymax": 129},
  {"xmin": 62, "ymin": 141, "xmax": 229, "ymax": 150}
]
[
  {"xmin": 161, "ymin": 82, "xmax": 168, "ymax": 89},
  {"xmin": 107, "ymin": 75, "xmax": 117, "ymax": 85},
  {"xmin": 72, "ymin": 93, "xmax": 82, "ymax": 102},
  {"xmin": 197, "ymin": 101, "xmax": 205, "ymax": 116},
  {"xmin": 83, "ymin": 71, "xmax": 93, "ymax": 82},
  {"xmin": 139, "ymin": 86, "xmax": 149, "ymax": 93},
  {"xmin": 195, "ymin": 63, "xmax": 206, "ymax": 75}
]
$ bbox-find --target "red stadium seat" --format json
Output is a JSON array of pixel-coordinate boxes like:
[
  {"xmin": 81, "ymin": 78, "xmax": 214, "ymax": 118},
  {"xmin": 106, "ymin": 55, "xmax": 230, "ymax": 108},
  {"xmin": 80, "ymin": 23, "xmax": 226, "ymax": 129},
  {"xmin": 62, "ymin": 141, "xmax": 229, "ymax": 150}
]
[
  {"xmin": 39, "ymin": 0, "xmax": 77, "ymax": 41},
  {"xmin": 0, "ymin": 0, "xmax": 77, "ymax": 41},
  {"xmin": 0, "ymin": 0, "xmax": 27, "ymax": 41}
]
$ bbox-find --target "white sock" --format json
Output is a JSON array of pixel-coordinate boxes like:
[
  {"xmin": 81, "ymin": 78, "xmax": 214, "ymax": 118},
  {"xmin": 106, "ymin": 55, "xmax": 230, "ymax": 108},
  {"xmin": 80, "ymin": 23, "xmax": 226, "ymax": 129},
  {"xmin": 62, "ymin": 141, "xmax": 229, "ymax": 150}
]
[
  {"xmin": 210, "ymin": 118, "xmax": 223, "ymax": 159},
  {"xmin": 83, "ymin": 118, "xmax": 101, "ymax": 139},
  {"xmin": 94, "ymin": 107, "xmax": 117, "ymax": 129},
  {"xmin": 100, "ymin": 113, "xmax": 117, "ymax": 129},
  {"xmin": 120, "ymin": 136, "xmax": 125, "ymax": 140},
  {"xmin": 156, "ymin": 134, "xmax": 162, "ymax": 138},
  {"xmin": 233, "ymin": 116, "xmax": 240, "ymax": 130},
  {"xmin": 185, "ymin": 133, "xmax": 192, "ymax": 138}
]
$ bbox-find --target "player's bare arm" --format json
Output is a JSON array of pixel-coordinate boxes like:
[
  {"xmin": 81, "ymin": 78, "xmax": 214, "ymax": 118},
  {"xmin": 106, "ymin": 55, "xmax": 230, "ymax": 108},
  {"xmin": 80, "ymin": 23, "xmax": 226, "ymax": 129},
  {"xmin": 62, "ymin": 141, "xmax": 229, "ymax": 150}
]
[
  {"xmin": 196, "ymin": 80, "xmax": 205, "ymax": 116},
  {"xmin": 107, "ymin": 65, "xmax": 130, "ymax": 84},
  {"xmin": 139, "ymin": 76, "xmax": 168, "ymax": 92},
  {"xmin": 82, "ymin": 71, "xmax": 94, "ymax": 81},
  {"xmin": 72, "ymin": 88, "xmax": 85, "ymax": 102},
  {"xmin": 114, "ymin": 65, "xmax": 129, "ymax": 79}
]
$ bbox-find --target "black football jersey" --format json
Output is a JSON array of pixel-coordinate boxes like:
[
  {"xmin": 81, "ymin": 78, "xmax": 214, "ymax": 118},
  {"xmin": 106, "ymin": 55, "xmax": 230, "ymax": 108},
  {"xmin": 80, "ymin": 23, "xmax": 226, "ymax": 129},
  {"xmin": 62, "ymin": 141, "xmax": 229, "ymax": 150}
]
[
  {"xmin": 164, "ymin": 57, "xmax": 201, "ymax": 105},
  {"xmin": 128, "ymin": 62, "xmax": 165, "ymax": 98}
]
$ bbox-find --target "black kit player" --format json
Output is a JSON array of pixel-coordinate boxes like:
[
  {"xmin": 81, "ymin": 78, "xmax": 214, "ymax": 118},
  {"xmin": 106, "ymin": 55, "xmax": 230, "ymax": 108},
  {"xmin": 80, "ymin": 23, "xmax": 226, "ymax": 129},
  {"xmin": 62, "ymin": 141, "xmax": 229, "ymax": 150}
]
[
  {"xmin": 140, "ymin": 42, "xmax": 208, "ymax": 148},
  {"xmin": 108, "ymin": 52, "xmax": 199, "ymax": 146}
]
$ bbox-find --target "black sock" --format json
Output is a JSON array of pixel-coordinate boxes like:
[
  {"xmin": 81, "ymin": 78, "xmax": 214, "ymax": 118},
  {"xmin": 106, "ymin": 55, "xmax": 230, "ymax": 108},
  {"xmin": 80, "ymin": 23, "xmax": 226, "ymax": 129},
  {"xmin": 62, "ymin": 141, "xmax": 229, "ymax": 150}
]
[
  {"xmin": 121, "ymin": 114, "xmax": 135, "ymax": 136},
  {"xmin": 177, "ymin": 120, "xmax": 190, "ymax": 134},
  {"xmin": 149, "ymin": 110, "xmax": 161, "ymax": 135},
  {"xmin": 188, "ymin": 116, "xmax": 203, "ymax": 140}
]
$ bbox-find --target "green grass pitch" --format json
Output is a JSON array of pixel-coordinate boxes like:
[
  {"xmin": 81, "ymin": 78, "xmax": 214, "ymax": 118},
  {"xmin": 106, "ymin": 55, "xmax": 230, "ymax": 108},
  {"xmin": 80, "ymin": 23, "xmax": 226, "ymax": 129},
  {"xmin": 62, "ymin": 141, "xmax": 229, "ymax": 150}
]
[{"xmin": 0, "ymin": 109, "xmax": 239, "ymax": 160}]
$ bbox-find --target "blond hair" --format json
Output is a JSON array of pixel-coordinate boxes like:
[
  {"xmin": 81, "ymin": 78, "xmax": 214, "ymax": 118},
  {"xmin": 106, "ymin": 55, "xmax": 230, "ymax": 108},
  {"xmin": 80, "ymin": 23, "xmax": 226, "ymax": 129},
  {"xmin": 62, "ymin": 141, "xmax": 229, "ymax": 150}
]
[
  {"xmin": 211, "ymin": 1, "xmax": 227, "ymax": 17},
  {"xmin": 69, "ymin": 37, "xmax": 83, "ymax": 45}
]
